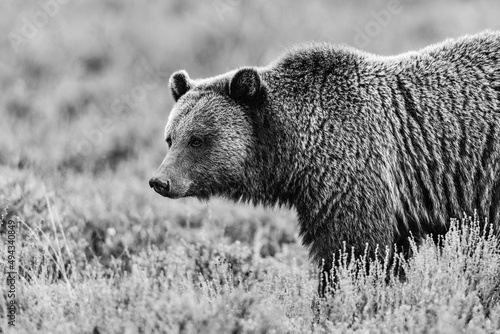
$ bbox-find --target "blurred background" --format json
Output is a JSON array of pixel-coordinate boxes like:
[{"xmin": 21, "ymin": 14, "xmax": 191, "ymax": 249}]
[{"xmin": 1, "ymin": 0, "xmax": 500, "ymax": 269}]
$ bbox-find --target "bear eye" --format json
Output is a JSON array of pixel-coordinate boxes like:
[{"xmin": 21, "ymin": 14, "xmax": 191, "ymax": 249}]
[
  {"xmin": 190, "ymin": 136, "xmax": 203, "ymax": 148},
  {"xmin": 166, "ymin": 136, "xmax": 172, "ymax": 147}
]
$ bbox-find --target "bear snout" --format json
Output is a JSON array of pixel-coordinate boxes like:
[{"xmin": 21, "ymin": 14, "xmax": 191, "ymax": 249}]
[{"xmin": 149, "ymin": 177, "xmax": 171, "ymax": 197}]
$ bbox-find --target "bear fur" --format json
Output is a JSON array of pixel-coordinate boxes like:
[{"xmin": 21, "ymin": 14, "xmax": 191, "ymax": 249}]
[{"xmin": 150, "ymin": 31, "xmax": 500, "ymax": 291}]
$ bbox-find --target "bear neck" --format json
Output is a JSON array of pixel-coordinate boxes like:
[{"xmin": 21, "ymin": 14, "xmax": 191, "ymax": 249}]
[
  {"xmin": 235, "ymin": 64, "xmax": 348, "ymax": 211},
  {"xmin": 230, "ymin": 94, "xmax": 300, "ymax": 208},
  {"xmin": 231, "ymin": 46, "xmax": 366, "ymax": 217}
]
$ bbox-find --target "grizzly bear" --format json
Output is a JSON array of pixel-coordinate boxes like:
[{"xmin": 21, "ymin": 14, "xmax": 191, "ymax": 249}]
[{"xmin": 150, "ymin": 31, "xmax": 500, "ymax": 293}]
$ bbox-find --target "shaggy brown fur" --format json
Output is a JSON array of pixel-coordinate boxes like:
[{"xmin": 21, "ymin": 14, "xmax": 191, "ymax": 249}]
[{"xmin": 150, "ymin": 31, "xmax": 500, "ymax": 294}]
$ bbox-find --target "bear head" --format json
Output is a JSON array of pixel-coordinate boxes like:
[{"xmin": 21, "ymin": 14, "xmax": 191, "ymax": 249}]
[{"xmin": 149, "ymin": 67, "xmax": 267, "ymax": 200}]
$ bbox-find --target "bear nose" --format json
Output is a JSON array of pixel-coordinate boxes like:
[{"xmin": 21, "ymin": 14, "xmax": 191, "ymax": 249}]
[{"xmin": 149, "ymin": 177, "xmax": 170, "ymax": 197}]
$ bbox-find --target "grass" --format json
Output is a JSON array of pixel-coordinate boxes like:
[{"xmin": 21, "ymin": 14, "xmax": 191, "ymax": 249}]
[
  {"xmin": 1, "ymin": 0, "xmax": 500, "ymax": 333},
  {"xmin": 1, "ymin": 181, "xmax": 500, "ymax": 333}
]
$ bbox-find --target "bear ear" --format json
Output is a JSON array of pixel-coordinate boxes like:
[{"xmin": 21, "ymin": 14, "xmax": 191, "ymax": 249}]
[
  {"xmin": 229, "ymin": 67, "xmax": 262, "ymax": 102},
  {"xmin": 169, "ymin": 70, "xmax": 192, "ymax": 102}
]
